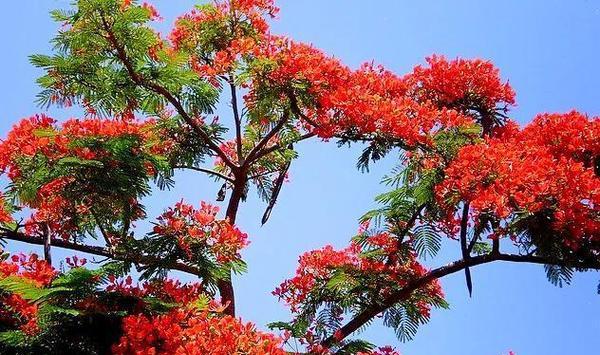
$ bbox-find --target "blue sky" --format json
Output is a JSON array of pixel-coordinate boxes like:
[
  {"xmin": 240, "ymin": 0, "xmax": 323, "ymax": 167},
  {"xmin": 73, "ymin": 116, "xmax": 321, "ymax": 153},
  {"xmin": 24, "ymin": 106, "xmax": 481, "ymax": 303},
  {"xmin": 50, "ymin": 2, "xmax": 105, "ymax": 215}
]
[{"xmin": 1, "ymin": 1, "xmax": 600, "ymax": 354}]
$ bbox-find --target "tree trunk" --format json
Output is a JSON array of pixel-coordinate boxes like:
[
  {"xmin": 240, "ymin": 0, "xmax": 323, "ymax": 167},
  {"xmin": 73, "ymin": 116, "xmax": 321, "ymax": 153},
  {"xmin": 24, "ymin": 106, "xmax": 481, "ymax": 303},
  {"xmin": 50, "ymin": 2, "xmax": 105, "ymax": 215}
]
[{"xmin": 218, "ymin": 174, "xmax": 246, "ymax": 316}]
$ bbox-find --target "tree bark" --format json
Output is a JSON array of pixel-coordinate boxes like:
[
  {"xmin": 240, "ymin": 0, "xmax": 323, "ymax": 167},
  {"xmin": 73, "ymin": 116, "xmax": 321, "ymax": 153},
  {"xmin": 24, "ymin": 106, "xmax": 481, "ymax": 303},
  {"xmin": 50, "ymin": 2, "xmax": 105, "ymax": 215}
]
[{"xmin": 218, "ymin": 172, "xmax": 247, "ymax": 316}]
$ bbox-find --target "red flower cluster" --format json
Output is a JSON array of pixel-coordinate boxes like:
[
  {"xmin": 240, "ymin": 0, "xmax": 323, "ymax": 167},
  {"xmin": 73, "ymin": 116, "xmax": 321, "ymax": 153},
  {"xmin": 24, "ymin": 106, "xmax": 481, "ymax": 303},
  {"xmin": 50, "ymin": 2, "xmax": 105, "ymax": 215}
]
[
  {"xmin": 229, "ymin": 0, "xmax": 279, "ymax": 18},
  {"xmin": 120, "ymin": 0, "xmax": 132, "ymax": 10},
  {"xmin": 169, "ymin": 0, "xmax": 514, "ymax": 152},
  {"xmin": 106, "ymin": 276, "xmax": 204, "ymax": 305},
  {"xmin": 113, "ymin": 309, "xmax": 286, "ymax": 355},
  {"xmin": 0, "ymin": 254, "xmax": 57, "ymax": 335},
  {"xmin": 359, "ymin": 347, "xmax": 402, "ymax": 355},
  {"xmin": 214, "ymin": 139, "xmax": 239, "ymax": 169},
  {"xmin": 0, "ymin": 115, "xmax": 167, "ymax": 176},
  {"xmin": 308, "ymin": 344, "xmax": 402, "ymax": 355},
  {"xmin": 403, "ymin": 55, "xmax": 516, "ymax": 112},
  {"xmin": 153, "ymin": 201, "xmax": 249, "ymax": 264},
  {"xmin": 0, "ymin": 194, "xmax": 12, "ymax": 224},
  {"xmin": 274, "ymin": 232, "xmax": 443, "ymax": 315},
  {"xmin": 141, "ymin": 2, "xmax": 162, "ymax": 21},
  {"xmin": 0, "ymin": 114, "xmax": 57, "ymax": 178},
  {"xmin": 0, "ymin": 252, "xmax": 207, "ymax": 337},
  {"xmin": 437, "ymin": 111, "xmax": 599, "ymax": 249},
  {"xmin": 0, "ymin": 115, "xmax": 168, "ymax": 240},
  {"xmin": 143, "ymin": 279, "xmax": 204, "ymax": 304},
  {"xmin": 251, "ymin": 42, "xmax": 513, "ymax": 146},
  {"xmin": 119, "ymin": 0, "xmax": 161, "ymax": 21},
  {"xmin": 274, "ymin": 244, "xmax": 357, "ymax": 312},
  {"xmin": 170, "ymin": 0, "xmax": 277, "ymax": 80},
  {"xmin": 1, "ymin": 253, "xmax": 57, "ymax": 287},
  {"xmin": 65, "ymin": 255, "xmax": 87, "ymax": 268}
]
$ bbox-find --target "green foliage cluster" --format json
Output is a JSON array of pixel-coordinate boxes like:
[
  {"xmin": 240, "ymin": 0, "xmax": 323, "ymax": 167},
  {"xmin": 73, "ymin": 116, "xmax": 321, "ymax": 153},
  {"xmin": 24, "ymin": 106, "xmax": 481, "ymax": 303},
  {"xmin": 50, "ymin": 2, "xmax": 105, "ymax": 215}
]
[{"xmin": 0, "ymin": 262, "xmax": 134, "ymax": 354}]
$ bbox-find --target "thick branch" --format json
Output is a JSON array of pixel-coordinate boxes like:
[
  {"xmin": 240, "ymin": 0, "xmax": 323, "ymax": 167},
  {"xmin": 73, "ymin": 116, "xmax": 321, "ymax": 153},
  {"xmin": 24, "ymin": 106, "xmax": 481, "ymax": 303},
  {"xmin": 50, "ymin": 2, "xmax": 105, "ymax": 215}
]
[
  {"xmin": 287, "ymin": 91, "xmax": 320, "ymax": 128},
  {"xmin": 322, "ymin": 252, "xmax": 600, "ymax": 347},
  {"xmin": 217, "ymin": 173, "xmax": 248, "ymax": 317},
  {"xmin": 398, "ymin": 205, "xmax": 426, "ymax": 245},
  {"xmin": 0, "ymin": 229, "xmax": 203, "ymax": 277},
  {"xmin": 42, "ymin": 224, "xmax": 51, "ymax": 264},
  {"xmin": 90, "ymin": 209, "xmax": 112, "ymax": 249}
]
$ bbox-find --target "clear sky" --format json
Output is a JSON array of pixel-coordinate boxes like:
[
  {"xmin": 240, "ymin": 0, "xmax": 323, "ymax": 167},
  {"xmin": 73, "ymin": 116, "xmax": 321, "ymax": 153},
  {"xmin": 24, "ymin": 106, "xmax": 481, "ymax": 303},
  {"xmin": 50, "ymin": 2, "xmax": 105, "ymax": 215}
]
[{"xmin": 1, "ymin": 1, "xmax": 600, "ymax": 354}]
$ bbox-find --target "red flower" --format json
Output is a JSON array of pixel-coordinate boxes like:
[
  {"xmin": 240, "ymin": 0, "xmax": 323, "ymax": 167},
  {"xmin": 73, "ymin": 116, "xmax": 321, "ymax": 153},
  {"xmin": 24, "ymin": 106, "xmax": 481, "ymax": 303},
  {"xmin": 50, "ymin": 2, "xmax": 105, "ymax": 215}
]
[
  {"xmin": 437, "ymin": 111, "xmax": 599, "ymax": 250},
  {"xmin": 274, "ymin": 232, "xmax": 443, "ymax": 315},
  {"xmin": 0, "ymin": 254, "xmax": 57, "ymax": 335},
  {"xmin": 153, "ymin": 200, "xmax": 249, "ymax": 264},
  {"xmin": 113, "ymin": 309, "xmax": 286, "ymax": 355},
  {"xmin": 142, "ymin": 2, "xmax": 162, "ymax": 21}
]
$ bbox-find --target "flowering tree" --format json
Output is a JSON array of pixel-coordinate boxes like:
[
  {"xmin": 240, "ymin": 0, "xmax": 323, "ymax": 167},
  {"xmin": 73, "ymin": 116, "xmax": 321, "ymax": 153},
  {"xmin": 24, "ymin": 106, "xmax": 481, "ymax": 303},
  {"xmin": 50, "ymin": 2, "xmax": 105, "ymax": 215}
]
[{"xmin": 0, "ymin": 0, "xmax": 598, "ymax": 354}]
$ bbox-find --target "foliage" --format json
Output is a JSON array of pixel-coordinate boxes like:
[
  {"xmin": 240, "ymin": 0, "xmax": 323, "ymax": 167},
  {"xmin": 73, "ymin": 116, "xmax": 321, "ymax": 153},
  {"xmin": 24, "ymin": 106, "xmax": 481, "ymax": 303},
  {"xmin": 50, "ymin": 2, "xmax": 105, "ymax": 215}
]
[{"xmin": 0, "ymin": 0, "xmax": 597, "ymax": 353}]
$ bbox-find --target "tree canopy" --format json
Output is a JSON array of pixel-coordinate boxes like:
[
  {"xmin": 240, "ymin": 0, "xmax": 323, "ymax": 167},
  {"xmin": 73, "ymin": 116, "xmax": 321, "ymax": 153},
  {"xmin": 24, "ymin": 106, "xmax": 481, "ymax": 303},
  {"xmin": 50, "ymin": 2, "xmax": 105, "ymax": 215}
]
[{"xmin": 0, "ymin": 0, "xmax": 597, "ymax": 354}]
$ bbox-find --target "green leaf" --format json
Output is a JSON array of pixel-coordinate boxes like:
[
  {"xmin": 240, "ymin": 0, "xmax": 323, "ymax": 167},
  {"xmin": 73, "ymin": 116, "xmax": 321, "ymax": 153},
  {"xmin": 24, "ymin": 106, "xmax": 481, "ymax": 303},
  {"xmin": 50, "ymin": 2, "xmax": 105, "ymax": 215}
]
[
  {"xmin": 143, "ymin": 297, "xmax": 180, "ymax": 312},
  {"xmin": 0, "ymin": 276, "xmax": 70, "ymax": 305},
  {"xmin": 325, "ymin": 270, "xmax": 357, "ymax": 292},
  {"xmin": 192, "ymin": 293, "xmax": 212, "ymax": 311},
  {"xmin": 472, "ymin": 242, "xmax": 492, "ymax": 255},
  {"xmin": 32, "ymin": 128, "xmax": 57, "ymax": 138},
  {"xmin": 228, "ymin": 259, "xmax": 248, "ymax": 275},
  {"xmin": 412, "ymin": 224, "xmax": 442, "ymax": 260},
  {"xmin": 268, "ymin": 320, "xmax": 309, "ymax": 338},
  {"xmin": 0, "ymin": 331, "xmax": 28, "ymax": 347},
  {"xmin": 57, "ymin": 156, "xmax": 104, "ymax": 168},
  {"xmin": 37, "ymin": 304, "xmax": 81, "ymax": 318},
  {"xmin": 545, "ymin": 264, "xmax": 574, "ymax": 288},
  {"xmin": 52, "ymin": 267, "xmax": 100, "ymax": 288},
  {"xmin": 335, "ymin": 339, "xmax": 376, "ymax": 354},
  {"xmin": 383, "ymin": 304, "xmax": 425, "ymax": 342}
]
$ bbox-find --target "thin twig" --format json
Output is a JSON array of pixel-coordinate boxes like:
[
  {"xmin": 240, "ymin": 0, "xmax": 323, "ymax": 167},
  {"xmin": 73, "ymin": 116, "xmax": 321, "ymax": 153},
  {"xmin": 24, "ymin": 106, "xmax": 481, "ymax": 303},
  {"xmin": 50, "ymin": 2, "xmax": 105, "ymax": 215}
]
[
  {"xmin": 172, "ymin": 165, "xmax": 234, "ymax": 182},
  {"xmin": 244, "ymin": 110, "xmax": 290, "ymax": 166}
]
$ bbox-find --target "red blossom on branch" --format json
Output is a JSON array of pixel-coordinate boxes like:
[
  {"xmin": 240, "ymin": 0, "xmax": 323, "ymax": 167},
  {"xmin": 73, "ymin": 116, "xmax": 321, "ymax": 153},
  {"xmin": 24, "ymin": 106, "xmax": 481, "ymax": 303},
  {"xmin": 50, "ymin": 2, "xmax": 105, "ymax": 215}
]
[
  {"xmin": 437, "ymin": 111, "xmax": 599, "ymax": 249},
  {"xmin": 153, "ymin": 201, "xmax": 249, "ymax": 264},
  {"xmin": 0, "ymin": 254, "xmax": 57, "ymax": 334}
]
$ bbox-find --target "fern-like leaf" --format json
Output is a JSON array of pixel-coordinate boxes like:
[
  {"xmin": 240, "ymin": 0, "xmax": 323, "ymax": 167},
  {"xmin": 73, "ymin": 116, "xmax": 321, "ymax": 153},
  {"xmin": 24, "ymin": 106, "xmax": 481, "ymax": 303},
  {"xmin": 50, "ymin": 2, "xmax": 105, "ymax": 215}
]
[{"xmin": 412, "ymin": 224, "xmax": 442, "ymax": 260}]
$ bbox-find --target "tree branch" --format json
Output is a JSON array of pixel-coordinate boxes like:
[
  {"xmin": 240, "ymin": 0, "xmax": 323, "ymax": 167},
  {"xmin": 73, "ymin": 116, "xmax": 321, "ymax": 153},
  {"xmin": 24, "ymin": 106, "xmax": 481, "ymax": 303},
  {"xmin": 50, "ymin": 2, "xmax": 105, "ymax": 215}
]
[
  {"xmin": 98, "ymin": 14, "xmax": 236, "ymax": 169},
  {"xmin": 286, "ymin": 90, "xmax": 320, "ymax": 128},
  {"xmin": 218, "ymin": 173, "xmax": 248, "ymax": 316},
  {"xmin": 172, "ymin": 165, "xmax": 234, "ymax": 182},
  {"xmin": 459, "ymin": 202, "xmax": 473, "ymax": 296},
  {"xmin": 90, "ymin": 209, "xmax": 112, "ymax": 249},
  {"xmin": 229, "ymin": 77, "xmax": 244, "ymax": 164},
  {"xmin": 321, "ymin": 252, "xmax": 600, "ymax": 347},
  {"xmin": 261, "ymin": 148, "xmax": 292, "ymax": 225},
  {"xmin": 0, "ymin": 229, "xmax": 204, "ymax": 277},
  {"xmin": 250, "ymin": 132, "xmax": 316, "ymax": 163},
  {"xmin": 467, "ymin": 227, "xmax": 480, "ymax": 254},
  {"xmin": 244, "ymin": 110, "xmax": 290, "ymax": 166},
  {"xmin": 42, "ymin": 224, "xmax": 51, "ymax": 264}
]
